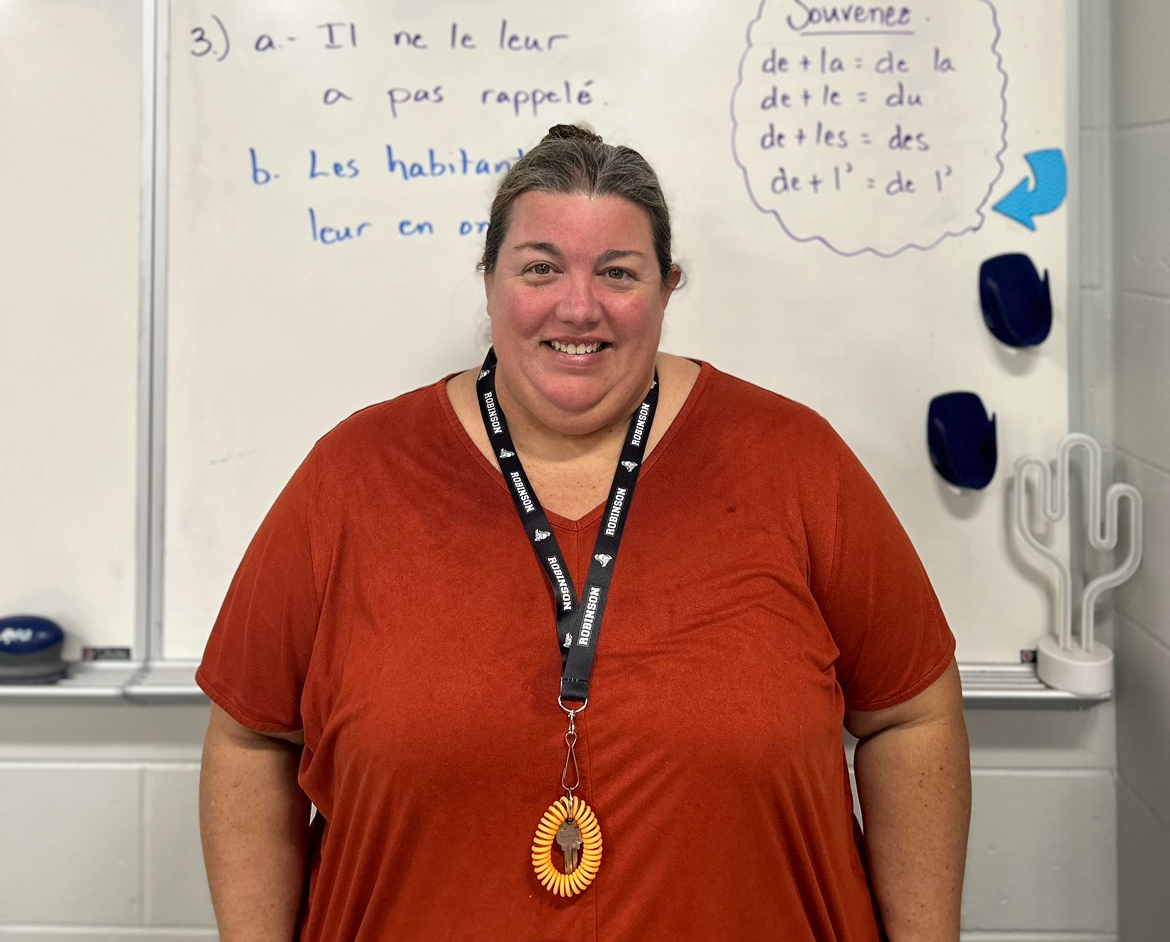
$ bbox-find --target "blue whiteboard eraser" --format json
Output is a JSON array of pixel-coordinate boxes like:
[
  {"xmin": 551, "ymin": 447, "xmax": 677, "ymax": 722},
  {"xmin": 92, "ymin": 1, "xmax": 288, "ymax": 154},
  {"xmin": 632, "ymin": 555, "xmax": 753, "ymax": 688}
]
[
  {"xmin": 979, "ymin": 253, "xmax": 1052, "ymax": 347},
  {"xmin": 0, "ymin": 615, "xmax": 67, "ymax": 684},
  {"xmin": 927, "ymin": 392, "xmax": 997, "ymax": 490}
]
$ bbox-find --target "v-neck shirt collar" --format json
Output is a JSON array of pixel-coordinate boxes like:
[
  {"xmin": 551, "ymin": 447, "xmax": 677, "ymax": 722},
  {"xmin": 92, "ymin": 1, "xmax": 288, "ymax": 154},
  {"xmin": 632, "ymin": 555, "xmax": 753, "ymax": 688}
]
[{"xmin": 435, "ymin": 360, "xmax": 713, "ymax": 531}]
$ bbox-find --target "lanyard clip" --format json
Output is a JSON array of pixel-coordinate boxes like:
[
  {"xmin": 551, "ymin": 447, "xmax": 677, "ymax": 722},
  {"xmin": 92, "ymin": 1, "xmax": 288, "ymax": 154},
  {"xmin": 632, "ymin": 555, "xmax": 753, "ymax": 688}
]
[
  {"xmin": 558, "ymin": 696, "xmax": 588, "ymax": 720},
  {"xmin": 559, "ymin": 698, "xmax": 584, "ymax": 799}
]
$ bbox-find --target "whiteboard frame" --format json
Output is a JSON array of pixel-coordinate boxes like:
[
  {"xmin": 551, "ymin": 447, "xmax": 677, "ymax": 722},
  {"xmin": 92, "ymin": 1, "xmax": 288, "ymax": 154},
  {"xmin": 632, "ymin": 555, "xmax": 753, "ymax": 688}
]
[
  {"xmin": 1064, "ymin": 0, "xmax": 1088, "ymax": 609},
  {"xmin": 125, "ymin": 0, "xmax": 1085, "ymax": 677},
  {"xmin": 136, "ymin": 0, "xmax": 171, "ymax": 662}
]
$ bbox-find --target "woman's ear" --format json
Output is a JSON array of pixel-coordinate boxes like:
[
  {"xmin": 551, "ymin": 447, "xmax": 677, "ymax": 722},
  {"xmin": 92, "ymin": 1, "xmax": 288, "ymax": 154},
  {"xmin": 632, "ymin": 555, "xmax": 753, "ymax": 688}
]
[{"xmin": 662, "ymin": 264, "xmax": 682, "ymax": 303}]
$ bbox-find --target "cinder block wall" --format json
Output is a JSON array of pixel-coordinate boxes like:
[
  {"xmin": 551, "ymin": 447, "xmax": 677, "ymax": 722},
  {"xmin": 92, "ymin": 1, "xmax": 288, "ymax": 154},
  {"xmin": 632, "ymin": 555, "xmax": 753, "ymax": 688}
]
[
  {"xmin": 0, "ymin": 702, "xmax": 1120, "ymax": 941},
  {"xmin": 1110, "ymin": 2, "xmax": 1170, "ymax": 940},
  {"xmin": 0, "ymin": 704, "xmax": 216, "ymax": 940}
]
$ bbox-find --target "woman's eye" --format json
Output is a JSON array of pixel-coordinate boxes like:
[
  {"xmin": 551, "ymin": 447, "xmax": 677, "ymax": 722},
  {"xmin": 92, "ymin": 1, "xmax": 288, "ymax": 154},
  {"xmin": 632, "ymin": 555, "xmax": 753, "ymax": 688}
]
[
  {"xmin": 529, "ymin": 263, "xmax": 553, "ymax": 276},
  {"xmin": 605, "ymin": 268, "xmax": 628, "ymax": 280}
]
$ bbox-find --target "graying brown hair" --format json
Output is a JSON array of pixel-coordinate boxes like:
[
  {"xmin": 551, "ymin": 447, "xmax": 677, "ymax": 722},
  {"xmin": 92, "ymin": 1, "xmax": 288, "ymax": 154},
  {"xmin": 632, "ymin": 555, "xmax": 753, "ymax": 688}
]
[{"xmin": 480, "ymin": 125, "xmax": 675, "ymax": 282}]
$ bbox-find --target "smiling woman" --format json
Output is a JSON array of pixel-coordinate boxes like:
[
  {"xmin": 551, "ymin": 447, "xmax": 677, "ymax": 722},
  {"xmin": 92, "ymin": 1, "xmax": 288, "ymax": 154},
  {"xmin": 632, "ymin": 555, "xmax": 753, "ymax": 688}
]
[{"xmin": 196, "ymin": 124, "xmax": 970, "ymax": 942}]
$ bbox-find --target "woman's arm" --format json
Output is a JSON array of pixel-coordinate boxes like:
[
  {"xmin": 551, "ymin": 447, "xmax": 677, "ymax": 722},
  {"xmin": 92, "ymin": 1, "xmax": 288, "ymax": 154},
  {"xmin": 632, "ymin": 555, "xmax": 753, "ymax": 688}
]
[
  {"xmin": 200, "ymin": 703, "xmax": 312, "ymax": 942},
  {"xmin": 844, "ymin": 659, "xmax": 971, "ymax": 942}
]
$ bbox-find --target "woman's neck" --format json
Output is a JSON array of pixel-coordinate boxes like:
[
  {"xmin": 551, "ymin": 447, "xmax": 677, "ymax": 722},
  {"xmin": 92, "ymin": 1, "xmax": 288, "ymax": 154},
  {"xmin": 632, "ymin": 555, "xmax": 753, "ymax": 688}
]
[
  {"xmin": 446, "ymin": 353, "xmax": 701, "ymax": 520},
  {"xmin": 491, "ymin": 367, "xmax": 651, "ymax": 468}
]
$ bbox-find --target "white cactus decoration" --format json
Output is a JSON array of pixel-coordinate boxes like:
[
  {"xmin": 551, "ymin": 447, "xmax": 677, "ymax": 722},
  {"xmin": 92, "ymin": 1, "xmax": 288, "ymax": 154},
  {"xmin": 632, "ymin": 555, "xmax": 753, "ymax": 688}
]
[{"xmin": 1013, "ymin": 433, "xmax": 1143, "ymax": 695}]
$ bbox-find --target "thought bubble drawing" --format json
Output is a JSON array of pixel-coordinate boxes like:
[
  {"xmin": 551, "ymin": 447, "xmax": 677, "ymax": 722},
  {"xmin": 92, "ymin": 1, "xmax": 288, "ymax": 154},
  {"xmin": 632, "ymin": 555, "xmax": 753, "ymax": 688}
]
[{"xmin": 731, "ymin": 0, "xmax": 1008, "ymax": 257}]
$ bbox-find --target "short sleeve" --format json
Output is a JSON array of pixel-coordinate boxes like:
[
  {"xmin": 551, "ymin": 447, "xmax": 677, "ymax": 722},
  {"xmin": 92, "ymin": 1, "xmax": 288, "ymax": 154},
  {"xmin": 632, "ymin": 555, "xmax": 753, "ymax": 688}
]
[
  {"xmin": 196, "ymin": 450, "xmax": 321, "ymax": 733},
  {"xmin": 816, "ymin": 435, "xmax": 956, "ymax": 711}
]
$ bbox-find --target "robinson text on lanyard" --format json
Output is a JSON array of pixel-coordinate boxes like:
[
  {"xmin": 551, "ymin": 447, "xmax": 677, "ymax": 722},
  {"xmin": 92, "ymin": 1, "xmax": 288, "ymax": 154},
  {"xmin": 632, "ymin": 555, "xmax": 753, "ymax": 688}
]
[{"xmin": 474, "ymin": 347, "xmax": 659, "ymax": 704}]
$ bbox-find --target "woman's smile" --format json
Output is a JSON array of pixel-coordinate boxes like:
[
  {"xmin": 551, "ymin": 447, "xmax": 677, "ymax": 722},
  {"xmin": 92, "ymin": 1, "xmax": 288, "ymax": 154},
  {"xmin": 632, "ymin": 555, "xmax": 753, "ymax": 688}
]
[{"xmin": 546, "ymin": 340, "xmax": 607, "ymax": 355}]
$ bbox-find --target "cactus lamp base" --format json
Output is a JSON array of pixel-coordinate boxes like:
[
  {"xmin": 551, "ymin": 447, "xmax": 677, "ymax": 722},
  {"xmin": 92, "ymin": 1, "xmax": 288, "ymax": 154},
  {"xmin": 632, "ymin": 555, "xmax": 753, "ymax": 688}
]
[{"xmin": 1036, "ymin": 636, "xmax": 1114, "ymax": 696}]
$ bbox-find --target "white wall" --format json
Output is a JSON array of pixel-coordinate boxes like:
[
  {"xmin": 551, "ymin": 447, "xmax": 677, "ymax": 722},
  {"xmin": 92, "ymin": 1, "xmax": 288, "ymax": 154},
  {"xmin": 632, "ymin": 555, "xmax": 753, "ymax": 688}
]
[
  {"xmin": 1110, "ymin": 1, "xmax": 1170, "ymax": 939},
  {"xmin": 0, "ymin": 3, "xmax": 1137, "ymax": 940}
]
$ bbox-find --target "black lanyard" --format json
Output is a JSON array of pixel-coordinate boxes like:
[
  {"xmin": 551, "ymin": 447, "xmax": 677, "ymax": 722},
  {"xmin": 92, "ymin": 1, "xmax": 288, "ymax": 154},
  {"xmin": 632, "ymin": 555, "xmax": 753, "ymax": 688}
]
[{"xmin": 475, "ymin": 348, "xmax": 659, "ymax": 703}]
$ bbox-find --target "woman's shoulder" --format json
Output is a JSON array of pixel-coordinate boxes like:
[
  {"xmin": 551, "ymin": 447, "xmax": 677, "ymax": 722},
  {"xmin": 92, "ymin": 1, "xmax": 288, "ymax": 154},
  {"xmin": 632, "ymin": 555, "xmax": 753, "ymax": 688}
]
[
  {"xmin": 306, "ymin": 378, "xmax": 450, "ymax": 470},
  {"xmin": 694, "ymin": 362, "xmax": 844, "ymax": 457}
]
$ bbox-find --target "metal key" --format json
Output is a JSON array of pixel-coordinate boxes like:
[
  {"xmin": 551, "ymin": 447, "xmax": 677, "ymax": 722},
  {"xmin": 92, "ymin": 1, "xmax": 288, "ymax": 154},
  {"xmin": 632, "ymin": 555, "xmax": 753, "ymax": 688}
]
[{"xmin": 556, "ymin": 818, "xmax": 583, "ymax": 874}]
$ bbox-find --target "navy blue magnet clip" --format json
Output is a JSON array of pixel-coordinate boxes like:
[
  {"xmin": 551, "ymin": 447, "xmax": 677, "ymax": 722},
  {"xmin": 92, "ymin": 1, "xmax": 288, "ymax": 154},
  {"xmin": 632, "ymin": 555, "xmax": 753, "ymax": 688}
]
[
  {"xmin": 979, "ymin": 253, "xmax": 1052, "ymax": 347},
  {"xmin": 927, "ymin": 392, "xmax": 997, "ymax": 490},
  {"xmin": 0, "ymin": 615, "xmax": 67, "ymax": 684}
]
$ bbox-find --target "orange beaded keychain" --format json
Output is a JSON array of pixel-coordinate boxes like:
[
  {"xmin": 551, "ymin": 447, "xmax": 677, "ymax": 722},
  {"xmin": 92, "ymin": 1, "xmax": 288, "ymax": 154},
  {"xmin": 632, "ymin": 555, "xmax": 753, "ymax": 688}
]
[{"xmin": 531, "ymin": 703, "xmax": 603, "ymax": 896}]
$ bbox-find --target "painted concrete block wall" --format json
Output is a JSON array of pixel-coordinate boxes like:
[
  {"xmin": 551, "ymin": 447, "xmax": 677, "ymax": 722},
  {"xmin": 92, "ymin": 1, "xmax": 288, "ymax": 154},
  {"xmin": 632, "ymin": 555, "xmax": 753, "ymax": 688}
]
[
  {"xmin": 1109, "ymin": 1, "xmax": 1170, "ymax": 939},
  {"xmin": 958, "ymin": 708, "xmax": 1117, "ymax": 937},
  {"xmin": 0, "ymin": 705, "xmax": 217, "ymax": 941},
  {"xmin": 0, "ymin": 702, "xmax": 1118, "ymax": 941},
  {"xmin": 1078, "ymin": 0, "xmax": 1114, "ymax": 448}
]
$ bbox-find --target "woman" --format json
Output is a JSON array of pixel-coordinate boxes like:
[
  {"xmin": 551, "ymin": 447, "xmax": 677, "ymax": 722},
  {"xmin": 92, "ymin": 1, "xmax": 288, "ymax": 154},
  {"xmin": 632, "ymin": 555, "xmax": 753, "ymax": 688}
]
[{"xmin": 199, "ymin": 125, "xmax": 970, "ymax": 941}]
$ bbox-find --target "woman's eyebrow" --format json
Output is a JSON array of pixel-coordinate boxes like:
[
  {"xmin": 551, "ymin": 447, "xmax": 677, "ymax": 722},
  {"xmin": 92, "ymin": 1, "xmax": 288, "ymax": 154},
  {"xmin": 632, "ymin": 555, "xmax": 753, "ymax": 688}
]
[
  {"xmin": 597, "ymin": 249, "xmax": 646, "ymax": 265},
  {"xmin": 510, "ymin": 241, "xmax": 563, "ymax": 258}
]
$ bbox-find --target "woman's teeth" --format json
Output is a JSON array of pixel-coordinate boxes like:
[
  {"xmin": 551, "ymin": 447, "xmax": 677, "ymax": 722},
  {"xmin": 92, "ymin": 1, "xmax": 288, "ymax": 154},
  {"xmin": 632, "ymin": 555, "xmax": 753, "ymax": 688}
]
[{"xmin": 549, "ymin": 340, "xmax": 604, "ymax": 355}]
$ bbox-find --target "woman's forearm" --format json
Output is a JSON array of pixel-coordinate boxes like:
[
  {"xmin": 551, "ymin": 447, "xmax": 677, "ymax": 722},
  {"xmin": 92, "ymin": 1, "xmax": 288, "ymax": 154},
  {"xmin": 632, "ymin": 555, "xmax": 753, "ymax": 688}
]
[
  {"xmin": 200, "ymin": 704, "xmax": 312, "ymax": 942},
  {"xmin": 850, "ymin": 663, "xmax": 972, "ymax": 942}
]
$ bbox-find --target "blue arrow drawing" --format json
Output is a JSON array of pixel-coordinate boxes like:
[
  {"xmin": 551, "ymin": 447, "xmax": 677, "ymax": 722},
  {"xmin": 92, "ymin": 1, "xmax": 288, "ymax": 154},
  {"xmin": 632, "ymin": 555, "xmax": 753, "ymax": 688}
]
[{"xmin": 993, "ymin": 149, "xmax": 1067, "ymax": 231}]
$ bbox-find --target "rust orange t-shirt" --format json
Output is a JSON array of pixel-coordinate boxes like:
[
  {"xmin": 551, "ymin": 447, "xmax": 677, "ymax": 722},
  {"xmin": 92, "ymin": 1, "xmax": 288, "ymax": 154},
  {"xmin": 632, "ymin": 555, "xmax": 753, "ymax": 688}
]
[{"xmin": 197, "ymin": 363, "xmax": 955, "ymax": 942}]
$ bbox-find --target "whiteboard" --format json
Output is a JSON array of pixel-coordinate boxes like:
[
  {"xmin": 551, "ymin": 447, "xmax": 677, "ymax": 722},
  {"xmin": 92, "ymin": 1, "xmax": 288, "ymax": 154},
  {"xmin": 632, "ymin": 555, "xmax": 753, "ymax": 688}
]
[
  {"xmin": 0, "ymin": 1, "xmax": 143, "ymax": 659},
  {"xmin": 163, "ymin": 0, "xmax": 1070, "ymax": 661}
]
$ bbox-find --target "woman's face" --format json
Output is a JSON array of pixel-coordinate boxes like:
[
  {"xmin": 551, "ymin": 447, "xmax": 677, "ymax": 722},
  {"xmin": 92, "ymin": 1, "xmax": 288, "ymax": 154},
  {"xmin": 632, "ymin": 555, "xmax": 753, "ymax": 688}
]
[{"xmin": 485, "ymin": 190, "xmax": 679, "ymax": 435}]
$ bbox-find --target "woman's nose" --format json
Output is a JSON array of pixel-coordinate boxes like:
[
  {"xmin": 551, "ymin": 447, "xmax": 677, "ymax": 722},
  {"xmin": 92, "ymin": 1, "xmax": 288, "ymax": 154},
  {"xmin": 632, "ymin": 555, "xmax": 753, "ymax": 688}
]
[{"xmin": 558, "ymin": 273, "xmax": 601, "ymax": 324}]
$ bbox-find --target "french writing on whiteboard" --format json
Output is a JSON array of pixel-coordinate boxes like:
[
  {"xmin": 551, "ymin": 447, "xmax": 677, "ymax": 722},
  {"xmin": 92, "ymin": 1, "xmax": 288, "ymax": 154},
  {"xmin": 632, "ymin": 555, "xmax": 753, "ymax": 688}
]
[
  {"xmin": 188, "ymin": 13, "xmax": 590, "ymax": 117},
  {"xmin": 732, "ymin": 0, "xmax": 1008, "ymax": 257},
  {"xmin": 187, "ymin": 10, "xmax": 602, "ymax": 246}
]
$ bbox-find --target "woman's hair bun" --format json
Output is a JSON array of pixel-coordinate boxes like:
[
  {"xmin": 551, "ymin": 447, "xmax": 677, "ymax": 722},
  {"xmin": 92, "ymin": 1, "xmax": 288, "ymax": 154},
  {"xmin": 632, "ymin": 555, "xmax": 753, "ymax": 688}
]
[{"xmin": 542, "ymin": 124, "xmax": 604, "ymax": 145}]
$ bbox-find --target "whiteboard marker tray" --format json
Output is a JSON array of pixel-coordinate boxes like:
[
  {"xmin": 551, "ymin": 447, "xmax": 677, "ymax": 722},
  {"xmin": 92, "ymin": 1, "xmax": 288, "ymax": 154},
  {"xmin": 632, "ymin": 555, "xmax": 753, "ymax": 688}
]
[{"xmin": 0, "ymin": 661, "xmax": 1110, "ymax": 709}]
